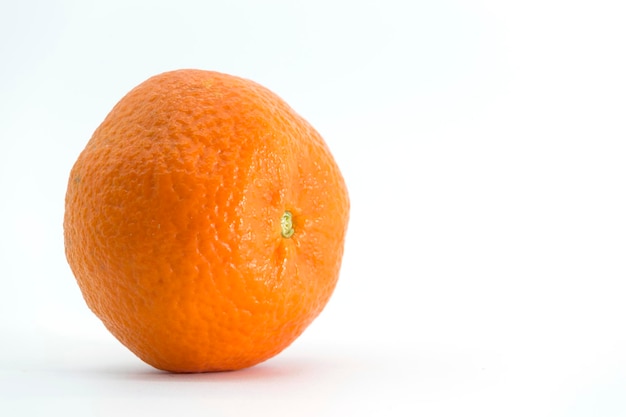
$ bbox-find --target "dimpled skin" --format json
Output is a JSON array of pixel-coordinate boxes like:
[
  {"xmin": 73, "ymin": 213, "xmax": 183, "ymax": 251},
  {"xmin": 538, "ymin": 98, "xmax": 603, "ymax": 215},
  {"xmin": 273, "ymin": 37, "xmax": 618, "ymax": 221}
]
[{"xmin": 63, "ymin": 69, "xmax": 349, "ymax": 373}]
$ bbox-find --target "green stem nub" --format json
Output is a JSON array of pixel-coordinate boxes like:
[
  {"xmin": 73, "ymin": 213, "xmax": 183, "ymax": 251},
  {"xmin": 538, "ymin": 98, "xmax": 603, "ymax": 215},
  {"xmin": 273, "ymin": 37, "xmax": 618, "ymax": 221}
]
[{"xmin": 281, "ymin": 211, "xmax": 295, "ymax": 238}]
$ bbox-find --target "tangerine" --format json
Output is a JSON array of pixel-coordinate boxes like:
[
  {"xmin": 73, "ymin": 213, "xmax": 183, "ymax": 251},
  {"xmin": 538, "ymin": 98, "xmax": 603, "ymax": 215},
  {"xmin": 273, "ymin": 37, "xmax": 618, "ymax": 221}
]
[{"xmin": 63, "ymin": 69, "xmax": 349, "ymax": 373}]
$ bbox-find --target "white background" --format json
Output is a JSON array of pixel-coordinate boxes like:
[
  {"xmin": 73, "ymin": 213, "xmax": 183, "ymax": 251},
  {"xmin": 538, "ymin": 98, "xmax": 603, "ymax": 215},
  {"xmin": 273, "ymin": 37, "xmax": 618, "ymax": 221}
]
[{"xmin": 1, "ymin": 0, "xmax": 626, "ymax": 415}]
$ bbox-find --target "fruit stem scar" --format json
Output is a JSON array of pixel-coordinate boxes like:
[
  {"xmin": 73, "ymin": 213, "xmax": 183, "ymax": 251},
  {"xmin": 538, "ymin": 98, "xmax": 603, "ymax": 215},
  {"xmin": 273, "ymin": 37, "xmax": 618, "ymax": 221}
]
[{"xmin": 281, "ymin": 211, "xmax": 295, "ymax": 238}]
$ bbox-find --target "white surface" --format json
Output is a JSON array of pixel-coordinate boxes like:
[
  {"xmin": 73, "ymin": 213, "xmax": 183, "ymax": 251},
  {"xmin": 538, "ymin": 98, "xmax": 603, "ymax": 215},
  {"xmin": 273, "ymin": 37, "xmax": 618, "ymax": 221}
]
[{"xmin": 2, "ymin": 0, "xmax": 626, "ymax": 415}]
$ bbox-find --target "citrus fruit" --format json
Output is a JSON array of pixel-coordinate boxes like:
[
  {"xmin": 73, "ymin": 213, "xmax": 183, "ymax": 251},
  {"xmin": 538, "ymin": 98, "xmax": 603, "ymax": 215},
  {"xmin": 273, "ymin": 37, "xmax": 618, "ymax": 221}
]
[{"xmin": 63, "ymin": 69, "xmax": 349, "ymax": 373}]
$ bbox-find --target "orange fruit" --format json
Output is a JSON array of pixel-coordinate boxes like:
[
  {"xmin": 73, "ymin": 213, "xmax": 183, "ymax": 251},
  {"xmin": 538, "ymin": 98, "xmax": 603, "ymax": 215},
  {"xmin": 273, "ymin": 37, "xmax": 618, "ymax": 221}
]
[{"xmin": 63, "ymin": 69, "xmax": 349, "ymax": 373}]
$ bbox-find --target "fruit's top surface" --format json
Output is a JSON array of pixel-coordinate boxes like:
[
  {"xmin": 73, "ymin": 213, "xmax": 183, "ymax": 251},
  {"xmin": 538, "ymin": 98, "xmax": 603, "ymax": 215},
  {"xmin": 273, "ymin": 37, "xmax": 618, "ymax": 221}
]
[{"xmin": 64, "ymin": 69, "xmax": 349, "ymax": 372}]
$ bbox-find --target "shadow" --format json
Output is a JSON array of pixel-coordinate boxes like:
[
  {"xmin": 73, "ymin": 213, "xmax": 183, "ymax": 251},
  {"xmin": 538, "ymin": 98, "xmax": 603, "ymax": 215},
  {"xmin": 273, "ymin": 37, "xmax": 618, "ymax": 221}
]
[
  {"xmin": 65, "ymin": 350, "xmax": 341, "ymax": 384},
  {"xmin": 125, "ymin": 360, "xmax": 304, "ymax": 383}
]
